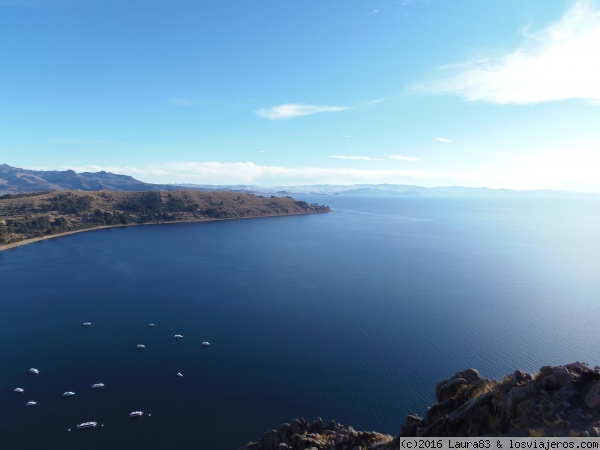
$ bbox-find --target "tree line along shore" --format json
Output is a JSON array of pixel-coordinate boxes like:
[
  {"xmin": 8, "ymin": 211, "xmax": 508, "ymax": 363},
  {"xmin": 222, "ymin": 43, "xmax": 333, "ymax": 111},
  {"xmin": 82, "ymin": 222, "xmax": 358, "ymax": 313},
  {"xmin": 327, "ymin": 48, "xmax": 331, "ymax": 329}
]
[{"xmin": 0, "ymin": 190, "xmax": 331, "ymax": 250}]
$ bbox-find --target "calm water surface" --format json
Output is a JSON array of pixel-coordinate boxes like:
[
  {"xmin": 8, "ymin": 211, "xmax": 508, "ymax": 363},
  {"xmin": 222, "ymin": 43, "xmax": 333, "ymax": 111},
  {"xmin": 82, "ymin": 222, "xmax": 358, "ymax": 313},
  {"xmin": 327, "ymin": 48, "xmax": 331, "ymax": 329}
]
[{"xmin": 1, "ymin": 195, "xmax": 599, "ymax": 449}]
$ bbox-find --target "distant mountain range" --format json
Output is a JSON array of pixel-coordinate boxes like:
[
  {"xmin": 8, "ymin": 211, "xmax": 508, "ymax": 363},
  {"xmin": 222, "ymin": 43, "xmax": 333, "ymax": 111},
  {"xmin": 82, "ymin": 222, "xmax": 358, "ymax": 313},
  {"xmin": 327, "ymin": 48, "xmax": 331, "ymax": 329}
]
[
  {"xmin": 0, "ymin": 164, "xmax": 176, "ymax": 194},
  {"xmin": 1, "ymin": 164, "xmax": 596, "ymax": 197},
  {"xmin": 178, "ymin": 182, "xmax": 598, "ymax": 198}
]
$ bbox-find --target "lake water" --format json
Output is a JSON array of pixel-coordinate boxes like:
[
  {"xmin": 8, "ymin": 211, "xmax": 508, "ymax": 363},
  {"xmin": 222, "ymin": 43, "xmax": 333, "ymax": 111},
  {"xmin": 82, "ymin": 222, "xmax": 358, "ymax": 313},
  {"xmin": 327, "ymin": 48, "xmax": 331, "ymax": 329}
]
[{"xmin": 1, "ymin": 195, "xmax": 599, "ymax": 449}]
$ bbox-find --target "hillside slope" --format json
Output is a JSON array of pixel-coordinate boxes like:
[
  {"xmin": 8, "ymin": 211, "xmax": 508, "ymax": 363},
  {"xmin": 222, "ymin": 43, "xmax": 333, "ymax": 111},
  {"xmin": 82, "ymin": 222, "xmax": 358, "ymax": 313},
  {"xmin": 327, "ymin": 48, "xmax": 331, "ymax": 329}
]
[
  {"xmin": 0, "ymin": 190, "xmax": 330, "ymax": 249},
  {"xmin": 0, "ymin": 163, "xmax": 175, "ymax": 193}
]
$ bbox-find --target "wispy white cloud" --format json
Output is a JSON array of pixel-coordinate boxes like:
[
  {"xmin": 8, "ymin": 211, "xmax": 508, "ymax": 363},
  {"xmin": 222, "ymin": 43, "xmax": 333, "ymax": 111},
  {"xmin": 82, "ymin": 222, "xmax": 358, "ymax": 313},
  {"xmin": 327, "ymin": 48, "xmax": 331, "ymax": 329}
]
[
  {"xmin": 411, "ymin": 0, "xmax": 600, "ymax": 104},
  {"xmin": 358, "ymin": 98, "xmax": 386, "ymax": 107},
  {"xmin": 255, "ymin": 98, "xmax": 384, "ymax": 120},
  {"xmin": 390, "ymin": 155, "xmax": 421, "ymax": 161},
  {"xmin": 331, "ymin": 155, "xmax": 382, "ymax": 161},
  {"xmin": 254, "ymin": 103, "xmax": 351, "ymax": 120},
  {"xmin": 169, "ymin": 97, "xmax": 195, "ymax": 107},
  {"xmin": 434, "ymin": 137, "xmax": 451, "ymax": 143}
]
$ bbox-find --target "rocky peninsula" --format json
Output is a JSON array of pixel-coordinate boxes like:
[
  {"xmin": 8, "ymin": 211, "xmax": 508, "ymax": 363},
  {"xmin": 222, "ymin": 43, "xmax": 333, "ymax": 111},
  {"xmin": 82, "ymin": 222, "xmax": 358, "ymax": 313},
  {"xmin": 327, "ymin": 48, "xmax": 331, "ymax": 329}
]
[
  {"xmin": 0, "ymin": 190, "xmax": 330, "ymax": 251},
  {"xmin": 240, "ymin": 362, "xmax": 600, "ymax": 449}
]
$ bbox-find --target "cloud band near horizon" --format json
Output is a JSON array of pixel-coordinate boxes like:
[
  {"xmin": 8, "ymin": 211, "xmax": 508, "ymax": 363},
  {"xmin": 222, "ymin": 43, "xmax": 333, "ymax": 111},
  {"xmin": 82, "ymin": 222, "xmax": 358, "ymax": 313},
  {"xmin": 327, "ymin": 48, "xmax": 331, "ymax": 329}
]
[
  {"xmin": 47, "ymin": 151, "xmax": 600, "ymax": 193},
  {"xmin": 55, "ymin": 161, "xmax": 437, "ymax": 186}
]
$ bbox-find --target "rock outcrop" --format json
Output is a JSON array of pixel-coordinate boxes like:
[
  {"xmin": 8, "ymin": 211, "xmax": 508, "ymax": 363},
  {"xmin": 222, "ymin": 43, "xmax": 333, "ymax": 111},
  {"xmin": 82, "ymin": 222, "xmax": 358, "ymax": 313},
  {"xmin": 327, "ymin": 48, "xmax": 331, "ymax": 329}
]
[
  {"xmin": 241, "ymin": 362, "xmax": 600, "ymax": 449},
  {"xmin": 399, "ymin": 361, "xmax": 600, "ymax": 437},
  {"xmin": 239, "ymin": 417, "xmax": 396, "ymax": 450}
]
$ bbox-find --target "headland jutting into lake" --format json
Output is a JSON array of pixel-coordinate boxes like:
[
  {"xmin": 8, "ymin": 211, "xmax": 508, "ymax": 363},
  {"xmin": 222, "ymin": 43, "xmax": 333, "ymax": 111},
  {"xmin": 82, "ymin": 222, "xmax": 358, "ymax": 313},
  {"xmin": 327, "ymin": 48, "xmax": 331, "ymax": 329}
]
[
  {"xmin": 0, "ymin": 190, "xmax": 331, "ymax": 252},
  {"xmin": 240, "ymin": 361, "xmax": 600, "ymax": 448}
]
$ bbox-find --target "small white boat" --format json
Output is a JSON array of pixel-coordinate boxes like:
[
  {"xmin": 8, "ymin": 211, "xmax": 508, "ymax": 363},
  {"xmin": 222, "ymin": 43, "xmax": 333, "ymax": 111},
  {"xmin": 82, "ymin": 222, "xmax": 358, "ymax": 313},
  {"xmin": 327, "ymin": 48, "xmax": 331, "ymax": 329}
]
[
  {"xmin": 29, "ymin": 368, "xmax": 39, "ymax": 374},
  {"xmin": 136, "ymin": 344, "xmax": 145, "ymax": 349},
  {"xmin": 174, "ymin": 334, "xmax": 183, "ymax": 339},
  {"xmin": 129, "ymin": 411, "xmax": 143, "ymax": 417},
  {"xmin": 63, "ymin": 391, "xmax": 76, "ymax": 396},
  {"xmin": 14, "ymin": 388, "xmax": 24, "ymax": 393},
  {"xmin": 91, "ymin": 383, "xmax": 104, "ymax": 388},
  {"xmin": 77, "ymin": 422, "xmax": 97, "ymax": 429},
  {"xmin": 82, "ymin": 322, "xmax": 92, "ymax": 326},
  {"xmin": 26, "ymin": 401, "xmax": 38, "ymax": 406},
  {"xmin": 201, "ymin": 341, "xmax": 210, "ymax": 347},
  {"xmin": 176, "ymin": 372, "xmax": 183, "ymax": 377},
  {"xmin": 148, "ymin": 323, "xmax": 155, "ymax": 327}
]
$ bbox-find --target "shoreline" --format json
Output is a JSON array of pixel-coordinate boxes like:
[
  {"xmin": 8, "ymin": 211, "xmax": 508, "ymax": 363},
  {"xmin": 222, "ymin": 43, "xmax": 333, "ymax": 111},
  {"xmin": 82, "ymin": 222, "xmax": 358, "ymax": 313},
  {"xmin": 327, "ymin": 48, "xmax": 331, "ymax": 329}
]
[{"xmin": 0, "ymin": 211, "xmax": 327, "ymax": 253}]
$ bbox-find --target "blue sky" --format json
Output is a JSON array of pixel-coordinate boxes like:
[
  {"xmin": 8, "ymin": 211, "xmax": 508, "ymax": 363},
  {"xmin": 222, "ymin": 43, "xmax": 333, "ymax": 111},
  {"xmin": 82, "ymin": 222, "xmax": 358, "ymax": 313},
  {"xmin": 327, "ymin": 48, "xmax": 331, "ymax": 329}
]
[{"xmin": 1, "ymin": 0, "xmax": 599, "ymax": 191}]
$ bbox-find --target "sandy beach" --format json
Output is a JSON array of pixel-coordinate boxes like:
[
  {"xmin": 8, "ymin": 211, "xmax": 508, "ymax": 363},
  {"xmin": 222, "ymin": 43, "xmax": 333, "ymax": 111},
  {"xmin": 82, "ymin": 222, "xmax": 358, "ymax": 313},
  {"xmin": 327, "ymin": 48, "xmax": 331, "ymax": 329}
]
[{"xmin": 0, "ymin": 224, "xmax": 132, "ymax": 253}]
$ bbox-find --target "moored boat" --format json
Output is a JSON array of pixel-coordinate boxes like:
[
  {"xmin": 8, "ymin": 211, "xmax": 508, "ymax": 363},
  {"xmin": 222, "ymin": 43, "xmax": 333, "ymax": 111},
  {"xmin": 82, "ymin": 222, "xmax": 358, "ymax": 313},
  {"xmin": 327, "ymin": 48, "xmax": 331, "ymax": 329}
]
[
  {"xmin": 174, "ymin": 334, "xmax": 183, "ymax": 339},
  {"xmin": 91, "ymin": 383, "xmax": 104, "ymax": 388},
  {"xmin": 136, "ymin": 344, "xmax": 145, "ymax": 349},
  {"xmin": 76, "ymin": 422, "xmax": 97, "ymax": 429},
  {"xmin": 63, "ymin": 391, "xmax": 76, "ymax": 396},
  {"xmin": 29, "ymin": 368, "xmax": 39, "ymax": 374},
  {"xmin": 82, "ymin": 322, "xmax": 91, "ymax": 326},
  {"xmin": 14, "ymin": 388, "xmax": 24, "ymax": 393},
  {"xmin": 201, "ymin": 341, "xmax": 210, "ymax": 346},
  {"xmin": 26, "ymin": 401, "xmax": 38, "ymax": 406},
  {"xmin": 129, "ymin": 411, "xmax": 143, "ymax": 417}
]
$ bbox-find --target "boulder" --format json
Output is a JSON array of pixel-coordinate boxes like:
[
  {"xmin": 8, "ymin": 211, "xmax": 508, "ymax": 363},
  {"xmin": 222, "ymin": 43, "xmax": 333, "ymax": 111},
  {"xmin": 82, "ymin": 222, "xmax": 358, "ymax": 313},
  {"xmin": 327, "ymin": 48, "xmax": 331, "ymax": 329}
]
[
  {"xmin": 553, "ymin": 366, "xmax": 574, "ymax": 387},
  {"xmin": 436, "ymin": 378, "xmax": 468, "ymax": 403},
  {"xmin": 455, "ymin": 369, "xmax": 482, "ymax": 384},
  {"xmin": 505, "ymin": 386, "xmax": 536, "ymax": 417},
  {"xmin": 585, "ymin": 382, "xmax": 600, "ymax": 409},
  {"xmin": 541, "ymin": 375, "xmax": 557, "ymax": 389}
]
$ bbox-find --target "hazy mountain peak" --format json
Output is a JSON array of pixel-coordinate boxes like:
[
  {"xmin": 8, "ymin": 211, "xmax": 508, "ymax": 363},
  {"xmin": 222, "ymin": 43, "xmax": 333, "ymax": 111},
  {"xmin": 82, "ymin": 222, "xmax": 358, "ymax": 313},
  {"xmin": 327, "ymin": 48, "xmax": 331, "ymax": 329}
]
[{"xmin": 0, "ymin": 164, "xmax": 173, "ymax": 194}]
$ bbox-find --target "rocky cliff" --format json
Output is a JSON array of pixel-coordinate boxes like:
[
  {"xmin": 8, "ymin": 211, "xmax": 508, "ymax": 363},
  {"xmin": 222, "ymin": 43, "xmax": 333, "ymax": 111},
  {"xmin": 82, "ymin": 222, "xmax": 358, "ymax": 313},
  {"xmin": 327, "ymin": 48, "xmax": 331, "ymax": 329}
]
[
  {"xmin": 240, "ymin": 362, "xmax": 600, "ymax": 449},
  {"xmin": 400, "ymin": 362, "xmax": 600, "ymax": 437},
  {"xmin": 239, "ymin": 417, "xmax": 396, "ymax": 450}
]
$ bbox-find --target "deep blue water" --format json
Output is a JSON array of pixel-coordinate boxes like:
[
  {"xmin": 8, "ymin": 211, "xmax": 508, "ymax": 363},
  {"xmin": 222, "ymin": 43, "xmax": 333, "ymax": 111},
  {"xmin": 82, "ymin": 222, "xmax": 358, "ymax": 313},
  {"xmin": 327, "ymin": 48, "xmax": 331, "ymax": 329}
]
[{"xmin": 1, "ymin": 195, "xmax": 599, "ymax": 449}]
